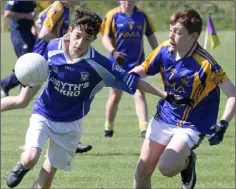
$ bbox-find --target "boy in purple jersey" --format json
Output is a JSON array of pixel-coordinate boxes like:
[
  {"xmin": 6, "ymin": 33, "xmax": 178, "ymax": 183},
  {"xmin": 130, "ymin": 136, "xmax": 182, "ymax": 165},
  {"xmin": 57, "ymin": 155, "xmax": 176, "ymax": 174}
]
[
  {"xmin": 100, "ymin": 0, "xmax": 158, "ymax": 138},
  {"xmin": 1, "ymin": 1, "xmax": 91, "ymax": 154},
  {"xmin": 6, "ymin": 9, "xmax": 190, "ymax": 189},
  {"xmin": 132, "ymin": 9, "xmax": 236, "ymax": 189}
]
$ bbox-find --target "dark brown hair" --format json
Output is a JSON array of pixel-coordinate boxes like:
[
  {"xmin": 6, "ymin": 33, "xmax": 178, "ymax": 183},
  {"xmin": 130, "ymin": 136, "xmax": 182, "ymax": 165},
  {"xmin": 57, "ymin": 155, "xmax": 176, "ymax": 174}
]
[
  {"xmin": 71, "ymin": 8, "xmax": 102, "ymax": 37},
  {"xmin": 170, "ymin": 9, "xmax": 202, "ymax": 35}
]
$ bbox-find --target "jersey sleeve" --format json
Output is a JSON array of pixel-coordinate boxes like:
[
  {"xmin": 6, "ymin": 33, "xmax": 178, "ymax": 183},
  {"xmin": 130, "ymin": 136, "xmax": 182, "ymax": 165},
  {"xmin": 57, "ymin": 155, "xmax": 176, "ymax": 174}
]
[
  {"xmin": 100, "ymin": 11, "xmax": 115, "ymax": 38},
  {"xmin": 43, "ymin": 2, "xmax": 64, "ymax": 32},
  {"xmin": 141, "ymin": 44, "xmax": 163, "ymax": 75},
  {"xmin": 5, "ymin": 1, "xmax": 18, "ymax": 11},
  {"xmin": 43, "ymin": 46, "xmax": 49, "ymax": 61},
  {"xmin": 144, "ymin": 13, "xmax": 156, "ymax": 37},
  {"xmin": 210, "ymin": 63, "xmax": 229, "ymax": 85},
  {"xmin": 88, "ymin": 57, "xmax": 139, "ymax": 95}
]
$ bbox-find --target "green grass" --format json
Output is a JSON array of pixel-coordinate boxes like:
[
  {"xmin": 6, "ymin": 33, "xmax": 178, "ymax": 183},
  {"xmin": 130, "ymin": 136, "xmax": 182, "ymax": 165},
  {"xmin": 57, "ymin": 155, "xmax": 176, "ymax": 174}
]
[{"xmin": 1, "ymin": 31, "xmax": 235, "ymax": 189}]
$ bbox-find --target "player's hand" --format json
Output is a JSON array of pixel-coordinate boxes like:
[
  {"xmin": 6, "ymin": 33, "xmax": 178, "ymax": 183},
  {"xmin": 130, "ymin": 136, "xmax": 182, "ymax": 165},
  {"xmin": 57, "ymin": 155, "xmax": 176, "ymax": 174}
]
[
  {"xmin": 12, "ymin": 69, "xmax": 33, "ymax": 88},
  {"xmin": 165, "ymin": 93, "xmax": 193, "ymax": 107},
  {"xmin": 112, "ymin": 50, "xmax": 127, "ymax": 66},
  {"xmin": 208, "ymin": 120, "xmax": 228, "ymax": 146}
]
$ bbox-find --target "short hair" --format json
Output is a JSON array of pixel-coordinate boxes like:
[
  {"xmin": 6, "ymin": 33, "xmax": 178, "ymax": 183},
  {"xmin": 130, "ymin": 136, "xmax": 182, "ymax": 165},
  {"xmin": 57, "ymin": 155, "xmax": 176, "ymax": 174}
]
[
  {"xmin": 71, "ymin": 8, "xmax": 102, "ymax": 37},
  {"xmin": 169, "ymin": 9, "xmax": 202, "ymax": 35}
]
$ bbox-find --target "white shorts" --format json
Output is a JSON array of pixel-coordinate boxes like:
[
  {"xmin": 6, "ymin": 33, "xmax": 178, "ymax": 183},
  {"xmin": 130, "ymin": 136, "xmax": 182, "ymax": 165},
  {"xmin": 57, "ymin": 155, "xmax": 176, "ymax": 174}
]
[
  {"xmin": 146, "ymin": 118, "xmax": 201, "ymax": 149},
  {"xmin": 24, "ymin": 114, "xmax": 83, "ymax": 172}
]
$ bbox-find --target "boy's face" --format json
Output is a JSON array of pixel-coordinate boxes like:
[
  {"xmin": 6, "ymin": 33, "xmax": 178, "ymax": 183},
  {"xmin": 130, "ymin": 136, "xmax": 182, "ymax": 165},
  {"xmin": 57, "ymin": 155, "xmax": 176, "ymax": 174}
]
[
  {"xmin": 169, "ymin": 22, "xmax": 197, "ymax": 51},
  {"xmin": 68, "ymin": 26, "xmax": 95, "ymax": 57},
  {"xmin": 119, "ymin": 0, "xmax": 136, "ymax": 10}
]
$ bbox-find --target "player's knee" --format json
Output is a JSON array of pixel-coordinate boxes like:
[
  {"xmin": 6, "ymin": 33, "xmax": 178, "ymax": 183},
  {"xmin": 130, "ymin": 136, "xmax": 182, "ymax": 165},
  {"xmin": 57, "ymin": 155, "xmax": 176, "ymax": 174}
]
[
  {"xmin": 134, "ymin": 90, "xmax": 146, "ymax": 101},
  {"xmin": 158, "ymin": 159, "xmax": 177, "ymax": 177},
  {"xmin": 21, "ymin": 148, "xmax": 40, "ymax": 168},
  {"xmin": 135, "ymin": 160, "xmax": 153, "ymax": 179},
  {"xmin": 109, "ymin": 91, "xmax": 122, "ymax": 104}
]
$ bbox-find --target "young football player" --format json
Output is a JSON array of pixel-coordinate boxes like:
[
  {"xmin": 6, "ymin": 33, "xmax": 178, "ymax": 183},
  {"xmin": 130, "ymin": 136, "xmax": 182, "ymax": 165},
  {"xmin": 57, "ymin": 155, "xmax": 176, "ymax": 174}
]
[
  {"xmin": 132, "ymin": 9, "xmax": 236, "ymax": 189},
  {"xmin": 1, "ymin": 1, "xmax": 92, "ymax": 154},
  {"xmin": 100, "ymin": 0, "xmax": 158, "ymax": 138}
]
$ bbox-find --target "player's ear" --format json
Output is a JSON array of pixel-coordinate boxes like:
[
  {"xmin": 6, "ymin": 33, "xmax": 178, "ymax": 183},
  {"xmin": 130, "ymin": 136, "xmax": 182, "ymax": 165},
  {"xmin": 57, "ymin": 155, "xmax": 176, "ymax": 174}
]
[
  {"xmin": 93, "ymin": 35, "xmax": 97, "ymax": 41},
  {"xmin": 190, "ymin": 32, "xmax": 198, "ymax": 41}
]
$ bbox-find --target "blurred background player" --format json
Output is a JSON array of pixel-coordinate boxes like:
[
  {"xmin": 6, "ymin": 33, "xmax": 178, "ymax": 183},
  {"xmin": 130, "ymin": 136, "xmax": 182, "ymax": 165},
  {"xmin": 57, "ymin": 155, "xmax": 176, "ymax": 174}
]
[
  {"xmin": 1, "ymin": 1, "xmax": 92, "ymax": 154},
  {"xmin": 132, "ymin": 9, "xmax": 236, "ymax": 189},
  {"xmin": 1, "ymin": 0, "xmax": 36, "ymax": 97},
  {"xmin": 100, "ymin": 0, "xmax": 158, "ymax": 138}
]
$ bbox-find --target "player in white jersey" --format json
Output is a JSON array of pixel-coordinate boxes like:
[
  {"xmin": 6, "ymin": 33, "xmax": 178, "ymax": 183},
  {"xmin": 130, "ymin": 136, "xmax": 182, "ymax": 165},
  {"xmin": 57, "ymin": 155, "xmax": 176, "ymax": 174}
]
[{"xmin": 6, "ymin": 9, "xmax": 191, "ymax": 189}]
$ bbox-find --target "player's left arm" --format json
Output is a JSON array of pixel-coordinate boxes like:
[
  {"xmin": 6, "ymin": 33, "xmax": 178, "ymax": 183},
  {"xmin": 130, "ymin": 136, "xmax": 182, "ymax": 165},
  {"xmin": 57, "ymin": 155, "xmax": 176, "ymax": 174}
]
[
  {"xmin": 147, "ymin": 34, "xmax": 158, "ymax": 50},
  {"xmin": 219, "ymin": 80, "xmax": 236, "ymax": 123},
  {"xmin": 208, "ymin": 66, "xmax": 236, "ymax": 146},
  {"xmin": 144, "ymin": 13, "xmax": 158, "ymax": 50}
]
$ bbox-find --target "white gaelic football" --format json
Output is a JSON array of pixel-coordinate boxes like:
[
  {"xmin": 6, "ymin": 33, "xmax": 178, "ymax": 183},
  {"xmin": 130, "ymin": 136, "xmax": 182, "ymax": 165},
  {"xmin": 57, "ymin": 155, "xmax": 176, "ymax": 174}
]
[{"xmin": 14, "ymin": 53, "xmax": 49, "ymax": 87}]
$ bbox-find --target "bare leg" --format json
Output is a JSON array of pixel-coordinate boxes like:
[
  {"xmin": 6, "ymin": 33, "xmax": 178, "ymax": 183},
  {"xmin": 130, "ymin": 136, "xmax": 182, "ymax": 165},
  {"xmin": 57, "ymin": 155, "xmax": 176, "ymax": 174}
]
[
  {"xmin": 133, "ymin": 89, "xmax": 148, "ymax": 132},
  {"xmin": 104, "ymin": 88, "xmax": 123, "ymax": 131},
  {"xmin": 158, "ymin": 135, "xmax": 190, "ymax": 177},
  {"xmin": 133, "ymin": 139, "xmax": 166, "ymax": 189},
  {"xmin": 31, "ymin": 160, "xmax": 57, "ymax": 189}
]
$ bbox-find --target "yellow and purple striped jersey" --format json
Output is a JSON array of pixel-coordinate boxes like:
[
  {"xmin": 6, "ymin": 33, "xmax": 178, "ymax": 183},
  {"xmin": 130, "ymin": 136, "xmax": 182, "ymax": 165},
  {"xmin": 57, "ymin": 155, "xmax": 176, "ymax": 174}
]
[
  {"xmin": 142, "ymin": 40, "xmax": 229, "ymax": 134},
  {"xmin": 100, "ymin": 6, "xmax": 156, "ymax": 71},
  {"xmin": 33, "ymin": 1, "xmax": 69, "ymax": 55},
  {"xmin": 38, "ymin": 1, "xmax": 69, "ymax": 38}
]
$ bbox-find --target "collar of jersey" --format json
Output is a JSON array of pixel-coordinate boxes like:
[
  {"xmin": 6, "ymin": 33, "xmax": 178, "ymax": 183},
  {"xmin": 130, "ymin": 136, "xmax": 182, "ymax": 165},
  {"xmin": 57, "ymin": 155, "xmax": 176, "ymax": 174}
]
[{"xmin": 62, "ymin": 33, "xmax": 94, "ymax": 64}]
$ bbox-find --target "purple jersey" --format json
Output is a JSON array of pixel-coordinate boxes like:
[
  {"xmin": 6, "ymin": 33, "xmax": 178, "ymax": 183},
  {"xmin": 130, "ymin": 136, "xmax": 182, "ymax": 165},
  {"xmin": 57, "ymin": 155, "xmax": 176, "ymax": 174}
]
[
  {"xmin": 33, "ymin": 34, "xmax": 139, "ymax": 122},
  {"xmin": 100, "ymin": 6, "xmax": 156, "ymax": 71},
  {"xmin": 142, "ymin": 40, "xmax": 229, "ymax": 134}
]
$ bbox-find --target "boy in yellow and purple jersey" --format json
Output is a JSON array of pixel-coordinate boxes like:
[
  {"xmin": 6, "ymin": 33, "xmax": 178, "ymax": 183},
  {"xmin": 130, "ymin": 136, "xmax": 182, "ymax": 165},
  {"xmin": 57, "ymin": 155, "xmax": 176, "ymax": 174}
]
[
  {"xmin": 33, "ymin": 1, "xmax": 70, "ymax": 55},
  {"xmin": 132, "ymin": 9, "xmax": 236, "ymax": 189},
  {"xmin": 100, "ymin": 0, "xmax": 158, "ymax": 138}
]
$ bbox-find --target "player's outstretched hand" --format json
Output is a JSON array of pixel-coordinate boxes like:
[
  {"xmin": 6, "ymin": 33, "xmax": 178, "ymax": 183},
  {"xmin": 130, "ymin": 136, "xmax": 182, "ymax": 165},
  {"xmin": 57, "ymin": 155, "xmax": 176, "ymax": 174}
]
[
  {"xmin": 112, "ymin": 50, "xmax": 127, "ymax": 66},
  {"xmin": 208, "ymin": 120, "xmax": 228, "ymax": 146},
  {"xmin": 165, "ymin": 93, "xmax": 193, "ymax": 107}
]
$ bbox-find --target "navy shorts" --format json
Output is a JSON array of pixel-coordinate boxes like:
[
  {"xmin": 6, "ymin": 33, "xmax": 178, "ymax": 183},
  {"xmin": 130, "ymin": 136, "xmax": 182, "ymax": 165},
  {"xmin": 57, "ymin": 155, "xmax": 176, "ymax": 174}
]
[{"xmin": 10, "ymin": 31, "xmax": 36, "ymax": 58}]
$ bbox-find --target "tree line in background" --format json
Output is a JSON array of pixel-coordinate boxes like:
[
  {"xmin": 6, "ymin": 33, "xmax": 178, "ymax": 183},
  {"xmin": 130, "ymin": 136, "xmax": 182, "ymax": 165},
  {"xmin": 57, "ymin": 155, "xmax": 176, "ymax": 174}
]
[{"xmin": 1, "ymin": 1, "xmax": 235, "ymax": 32}]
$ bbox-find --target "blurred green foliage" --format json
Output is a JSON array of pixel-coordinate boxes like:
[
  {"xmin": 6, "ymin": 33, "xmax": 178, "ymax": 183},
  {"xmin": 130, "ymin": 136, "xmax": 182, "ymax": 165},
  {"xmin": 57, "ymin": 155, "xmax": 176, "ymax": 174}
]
[{"xmin": 1, "ymin": 1, "xmax": 235, "ymax": 31}]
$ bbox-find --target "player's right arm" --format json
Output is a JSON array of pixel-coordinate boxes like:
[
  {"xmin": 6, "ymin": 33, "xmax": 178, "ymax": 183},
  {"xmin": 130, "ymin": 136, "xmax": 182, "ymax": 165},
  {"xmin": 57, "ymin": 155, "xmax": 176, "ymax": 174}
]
[
  {"xmin": 100, "ymin": 10, "xmax": 127, "ymax": 64},
  {"xmin": 100, "ymin": 11, "xmax": 116, "ymax": 53},
  {"xmin": 1, "ymin": 86, "xmax": 41, "ymax": 112},
  {"xmin": 38, "ymin": 2, "xmax": 64, "ymax": 42},
  {"xmin": 4, "ymin": 1, "xmax": 35, "ymax": 20}
]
